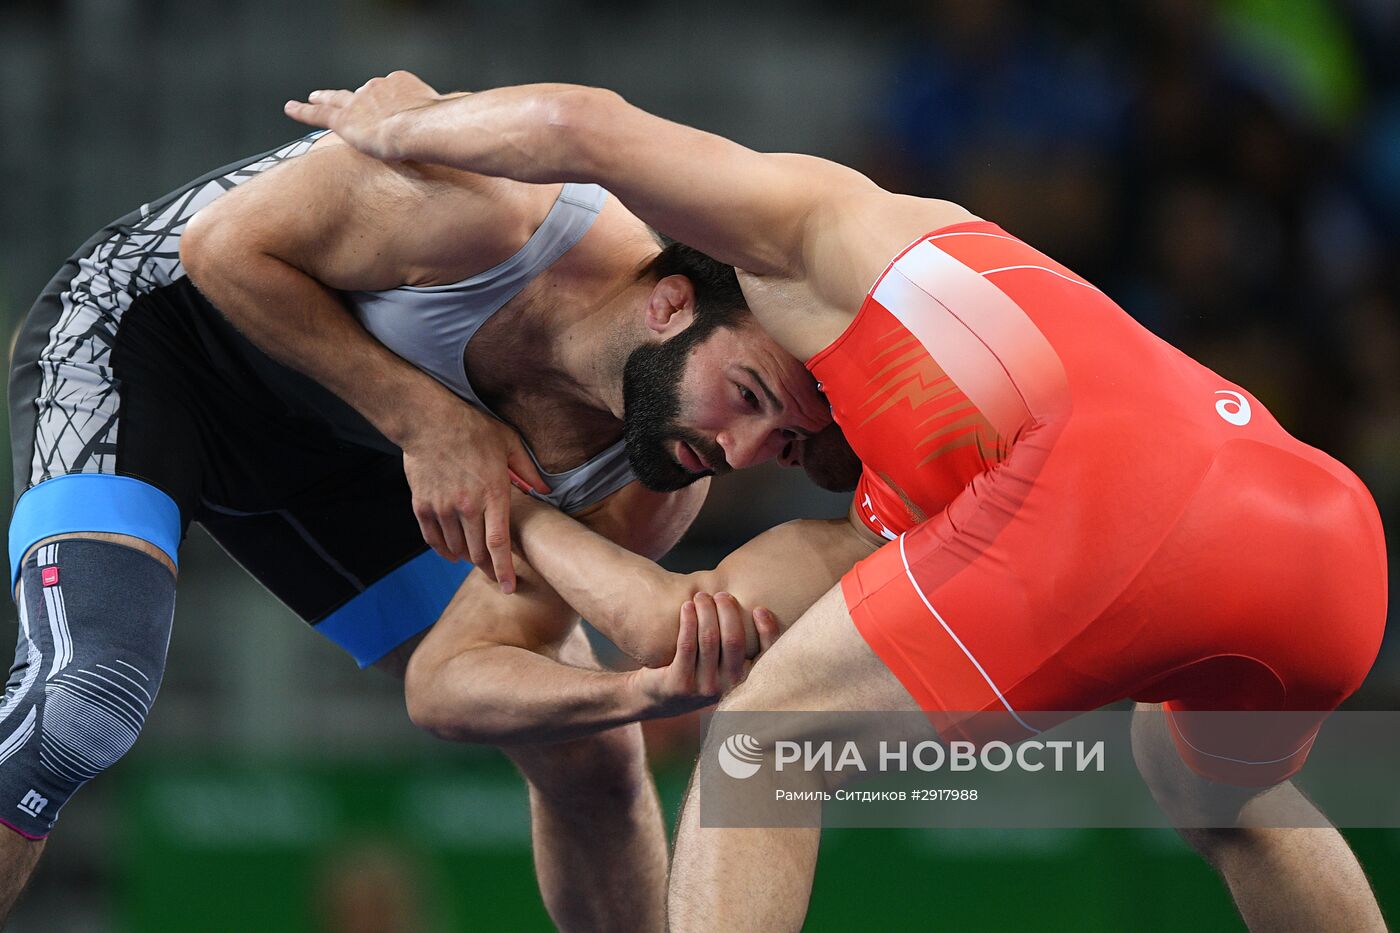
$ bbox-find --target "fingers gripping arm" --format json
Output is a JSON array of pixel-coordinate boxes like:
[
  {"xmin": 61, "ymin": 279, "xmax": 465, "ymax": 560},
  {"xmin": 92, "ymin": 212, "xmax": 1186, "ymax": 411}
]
[
  {"xmin": 405, "ymin": 479, "xmax": 716, "ymax": 744},
  {"xmin": 406, "ymin": 561, "xmax": 656, "ymax": 746},
  {"xmin": 514, "ymin": 492, "xmax": 879, "ymax": 668}
]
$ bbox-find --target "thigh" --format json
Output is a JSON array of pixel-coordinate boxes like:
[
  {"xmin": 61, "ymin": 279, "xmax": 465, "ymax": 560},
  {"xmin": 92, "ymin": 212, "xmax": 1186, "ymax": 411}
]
[
  {"xmin": 200, "ymin": 450, "xmax": 469, "ymax": 669},
  {"xmin": 723, "ymin": 584, "xmax": 922, "ymax": 716}
]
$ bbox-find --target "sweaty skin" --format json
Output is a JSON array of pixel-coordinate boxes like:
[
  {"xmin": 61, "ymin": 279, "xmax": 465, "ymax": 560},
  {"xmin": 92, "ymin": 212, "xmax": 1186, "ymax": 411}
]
[{"xmin": 285, "ymin": 72, "xmax": 1388, "ymax": 933}]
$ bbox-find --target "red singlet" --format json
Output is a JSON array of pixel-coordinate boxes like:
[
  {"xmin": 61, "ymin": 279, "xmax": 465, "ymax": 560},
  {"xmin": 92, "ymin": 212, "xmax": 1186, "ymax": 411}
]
[{"xmin": 807, "ymin": 221, "xmax": 1388, "ymax": 785}]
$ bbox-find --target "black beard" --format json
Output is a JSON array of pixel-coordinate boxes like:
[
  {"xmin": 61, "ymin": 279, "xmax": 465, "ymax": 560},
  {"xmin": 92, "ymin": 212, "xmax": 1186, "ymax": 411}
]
[{"xmin": 621, "ymin": 338, "xmax": 729, "ymax": 492}]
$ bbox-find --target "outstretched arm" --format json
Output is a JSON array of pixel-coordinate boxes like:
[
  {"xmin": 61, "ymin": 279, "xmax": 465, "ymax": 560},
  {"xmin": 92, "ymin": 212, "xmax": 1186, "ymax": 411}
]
[
  {"xmin": 283, "ymin": 71, "xmax": 880, "ymax": 279},
  {"xmin": 512, "ymin": 490, "xmax": 881, "ymax": 669}
]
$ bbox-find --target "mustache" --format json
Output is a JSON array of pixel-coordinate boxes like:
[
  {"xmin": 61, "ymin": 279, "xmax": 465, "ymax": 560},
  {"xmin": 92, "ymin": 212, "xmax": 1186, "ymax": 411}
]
[{"xmin": 676, "ymin": 429, "xmax": 730, "ymax": 477}]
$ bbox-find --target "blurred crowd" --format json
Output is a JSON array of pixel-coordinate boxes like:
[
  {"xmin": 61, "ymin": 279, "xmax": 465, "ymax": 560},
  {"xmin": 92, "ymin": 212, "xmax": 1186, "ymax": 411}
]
[{"xmin": 864, "ymin": 0, "xmax": 1400, "ymax": 549}]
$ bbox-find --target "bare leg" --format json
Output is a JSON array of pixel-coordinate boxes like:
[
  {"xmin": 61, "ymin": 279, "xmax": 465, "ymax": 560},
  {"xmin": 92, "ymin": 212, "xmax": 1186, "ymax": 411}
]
[
  {"xmin": 0, "ymin": 832, "xmax": 44, "ymax": 925},
  {"xmin": 0, "ymin": 532, "xmax": 174, "ymax": 927},
  {"xmin": 669, "ymin": 585, "xmax": 921, "ymax": 933},
  {"xmin": 505, "ymin": 724, "xmax": 667, "ymax": 932},
  {"xmin": 499, "ymin": 627, "xmax": 668, "ymax": 932},
  {"xmin": 1132, "ymin": 704, "xmax": 1385, "ymax": 932}
]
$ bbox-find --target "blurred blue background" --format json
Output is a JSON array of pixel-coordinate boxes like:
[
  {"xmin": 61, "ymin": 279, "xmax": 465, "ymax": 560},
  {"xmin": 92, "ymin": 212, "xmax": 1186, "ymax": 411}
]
[{"xmin": 1, "ymin": 0, "xmax": 1398, "ymax": 929}]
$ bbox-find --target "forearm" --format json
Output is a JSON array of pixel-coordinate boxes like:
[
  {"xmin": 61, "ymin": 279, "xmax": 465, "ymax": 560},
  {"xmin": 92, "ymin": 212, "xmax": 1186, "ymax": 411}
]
[
  {"xmin": 515, "ymin": 501, "xmax": 689, "ymax": 664},
  {"xmin": 516, "ymin": 498, "xmax": 876, "ymax": 663},
  {"xmin": 289, "ymin": 72, "xmax": 862, "ymax": 274},
  {"xmin": 183, "ymin": 243, "xmax": 457, "ymax": 447},
  {"xmin": 391, "ymin": 84, "xmax": 608, "ymax": 186},
  {"xmin": 411, "ymin": 642, "xmax": 652, "ymax": 746}
]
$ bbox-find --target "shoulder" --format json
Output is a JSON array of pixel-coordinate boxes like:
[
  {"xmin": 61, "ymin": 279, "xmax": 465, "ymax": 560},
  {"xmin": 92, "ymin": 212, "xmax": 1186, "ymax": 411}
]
[{"xmin": 212, "ymin": 134, "xmax": 568, "ymax": 289}]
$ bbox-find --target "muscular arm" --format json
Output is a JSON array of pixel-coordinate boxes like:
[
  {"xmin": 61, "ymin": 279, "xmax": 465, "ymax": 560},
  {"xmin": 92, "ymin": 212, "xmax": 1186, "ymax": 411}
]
[
  {"xmin": 285, "ymin": 72, "xmax": 973, "ymax": 315},
  {"xmin": 513, "ymin": 492, "xmax": 880, "ymax": 669},
  {"xmin": 180, "ymin": 139, "xmax": 549, "ymax": 583},
  {"xmin": 405, "ymin": 479, "xmax": 715, "ymax": 746},
  {"xmin": 182, "ymin": 141, "xmax": 481, "ymax": 453}
]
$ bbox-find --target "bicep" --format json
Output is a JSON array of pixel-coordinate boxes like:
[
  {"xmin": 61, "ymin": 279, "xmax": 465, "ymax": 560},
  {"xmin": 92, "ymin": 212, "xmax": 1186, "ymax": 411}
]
[
  {"xmin": 183, "ymin": 141, "xmax": 487, "ymax": 292},
  {"xmin": 577, "ymin": 91, "xmax": 878, "ymax": 276}
]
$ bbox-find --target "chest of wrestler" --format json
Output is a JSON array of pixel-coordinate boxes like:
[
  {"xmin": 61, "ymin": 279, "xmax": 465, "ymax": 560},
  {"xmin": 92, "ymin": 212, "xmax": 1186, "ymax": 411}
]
[
  {"xmin": 463, "ymin": 295, "xmax": 623, "ymax": 473},
  {"xmin": 808, "ymin": 295, "xmax": 1000, "ymax": 537}
]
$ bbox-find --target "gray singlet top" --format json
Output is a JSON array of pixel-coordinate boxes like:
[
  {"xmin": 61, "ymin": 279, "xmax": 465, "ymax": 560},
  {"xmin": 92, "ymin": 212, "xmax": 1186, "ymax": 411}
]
[{"xmin": 343, "ymin": 183, "xmax": 635, "ymax": 513}]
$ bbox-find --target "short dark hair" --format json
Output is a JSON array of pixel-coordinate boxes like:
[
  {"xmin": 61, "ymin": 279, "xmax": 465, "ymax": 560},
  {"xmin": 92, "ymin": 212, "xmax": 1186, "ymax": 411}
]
[{"xmin": 642, "ymin": 239, "xmax": 749, "ymax": 342}]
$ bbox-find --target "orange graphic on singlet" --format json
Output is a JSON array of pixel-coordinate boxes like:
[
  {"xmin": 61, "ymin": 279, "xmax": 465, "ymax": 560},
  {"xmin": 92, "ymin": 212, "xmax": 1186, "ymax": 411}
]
[{"xmin": 856, "ymin": 324, "xmax": 1001, "ymax": 473}]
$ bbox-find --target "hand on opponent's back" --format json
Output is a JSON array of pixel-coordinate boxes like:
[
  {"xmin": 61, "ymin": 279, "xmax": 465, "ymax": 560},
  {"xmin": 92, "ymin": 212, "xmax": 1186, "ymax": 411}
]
[{"xmin": 285, "ymin": 70, "xmax": 446, "ymax": 162}]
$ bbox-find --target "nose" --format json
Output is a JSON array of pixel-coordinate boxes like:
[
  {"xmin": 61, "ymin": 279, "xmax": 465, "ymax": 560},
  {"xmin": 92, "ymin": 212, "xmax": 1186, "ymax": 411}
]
[{"xmin": 716, "ymin": 422, "xmax": 785, "ymax": 470}]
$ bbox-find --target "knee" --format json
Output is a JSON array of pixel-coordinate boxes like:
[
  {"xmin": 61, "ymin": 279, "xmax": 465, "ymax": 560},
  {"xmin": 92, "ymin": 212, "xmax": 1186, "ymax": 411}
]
[
  {"xmin": 1131, "ymin": 705, "xmax": 1266, "ymax": 837},
  {"xmin": 508, "ymin": 727, "xmax": 651, "ymax": 810},
  {"xmin": 40, "ymin": 653, "xmax": 159, "ymax": 781},
  {"xmin": 0, "ymin": 645, "xmax": 165, "ymax": 836}
]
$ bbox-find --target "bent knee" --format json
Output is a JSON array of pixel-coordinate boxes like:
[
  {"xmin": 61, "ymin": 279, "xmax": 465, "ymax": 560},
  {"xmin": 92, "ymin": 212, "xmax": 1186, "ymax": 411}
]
[
  {"xmin": 508, "ymin": 727, "xmax": 650, "ymax": 806},
  {"xmin": 2, "ymin": 538, "xmax": 175, "ymax": 836}
]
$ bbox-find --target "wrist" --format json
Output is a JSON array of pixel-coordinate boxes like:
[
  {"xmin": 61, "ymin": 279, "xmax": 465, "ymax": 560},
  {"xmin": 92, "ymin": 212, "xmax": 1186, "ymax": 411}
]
[
  {"xmin": 387, "ymin": 97, "xmax": 453, "ymax": 164},
  {"xmin": 382, "ymin": 383, "xmax": 465, "ymax": 449},
  {"xmin": 620, "ymin": 668, "xmax": 663, "ymax": 722}
]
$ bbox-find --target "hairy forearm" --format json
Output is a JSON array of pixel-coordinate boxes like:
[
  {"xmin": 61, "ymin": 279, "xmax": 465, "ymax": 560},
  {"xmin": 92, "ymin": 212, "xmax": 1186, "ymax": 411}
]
[
  {"xmin": 182, "ymin": 237, "xmax": 455, "ymax": 447},
  {"xmin": 409, "ymin": 643, "xmax": 650, "ymax": 746},
  {"xmin": 391, "ymin": 84, "xmax": 611, "ymax": 186},
  {"xmin": 517, "ymin": 500, "xmax": 875, "ymax": 665},
  {"xmin": 515, "ymin": 502, "xmax": 687, "ymax": 665}
]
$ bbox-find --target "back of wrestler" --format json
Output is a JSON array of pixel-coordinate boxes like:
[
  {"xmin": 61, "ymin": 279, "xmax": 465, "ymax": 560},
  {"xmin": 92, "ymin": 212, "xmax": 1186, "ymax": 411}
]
[{"xmin": 809, "ymin": 221, "xmax": 1386, "ymax": 750}]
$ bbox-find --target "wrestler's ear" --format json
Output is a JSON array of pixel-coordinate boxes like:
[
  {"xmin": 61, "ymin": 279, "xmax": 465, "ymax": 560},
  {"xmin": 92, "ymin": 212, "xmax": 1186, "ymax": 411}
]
[{"xmin": 643, "ymin": 274, "xmax": 697, "ymax": 337}]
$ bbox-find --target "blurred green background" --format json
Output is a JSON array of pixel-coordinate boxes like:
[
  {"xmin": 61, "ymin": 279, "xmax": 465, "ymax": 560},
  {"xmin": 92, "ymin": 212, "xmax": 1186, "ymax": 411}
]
[{"xmin": 3, "ymin": 0, "xmax": 1399, "ymax": 929}]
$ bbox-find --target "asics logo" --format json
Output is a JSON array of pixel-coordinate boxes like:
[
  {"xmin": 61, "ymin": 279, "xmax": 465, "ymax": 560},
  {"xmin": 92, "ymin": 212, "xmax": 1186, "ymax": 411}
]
[{"xmin": 1214, "ymin": 390, "xmax": 1251, "ymax": 426}]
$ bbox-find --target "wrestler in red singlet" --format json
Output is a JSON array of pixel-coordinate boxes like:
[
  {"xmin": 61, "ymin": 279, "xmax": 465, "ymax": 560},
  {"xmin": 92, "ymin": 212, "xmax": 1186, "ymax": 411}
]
[{"xmin": 807, "ymin": 221, "xmax": 1388, "ymax": 785}]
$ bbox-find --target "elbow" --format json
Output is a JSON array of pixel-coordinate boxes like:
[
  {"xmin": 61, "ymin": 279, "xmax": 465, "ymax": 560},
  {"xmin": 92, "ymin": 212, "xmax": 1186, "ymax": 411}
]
[
  {"xmin": 405, "ymin": 678, "xmax": 466, "ymax": 743},
  {"xmin": 606, "ymin": 599, "xmax": 675, "ymax": 670},
  {"xmin": 632, "ymin": 629, "xmax": 677, "ymax": 671},
  {"xmin": 624, "ymin": 571, "xmax": 709, "ymax": 669},
  {"xmin": 178, "ymin": 203, "xmax": 243, "ymax": 294},
  {"xmin": 177, "ymin": 208, "xmax": 216, "ymax": 283},
  {"xmin": 404, "ymin": 652, "xmax": 492, "ymax": 745},
  {"xmin": 540, "ymin": 86, "xmax": 626, "ymax": 182}
]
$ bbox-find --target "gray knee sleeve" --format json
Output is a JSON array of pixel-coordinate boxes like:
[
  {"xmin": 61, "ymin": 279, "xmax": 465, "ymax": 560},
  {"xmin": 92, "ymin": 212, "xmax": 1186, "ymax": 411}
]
[{"xmin": 0, "ymin": 539, "xmax": 174, "ymax": 837}]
